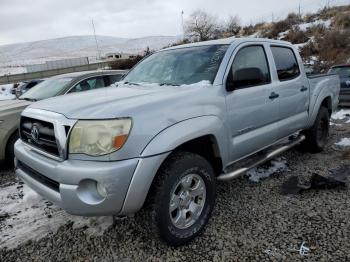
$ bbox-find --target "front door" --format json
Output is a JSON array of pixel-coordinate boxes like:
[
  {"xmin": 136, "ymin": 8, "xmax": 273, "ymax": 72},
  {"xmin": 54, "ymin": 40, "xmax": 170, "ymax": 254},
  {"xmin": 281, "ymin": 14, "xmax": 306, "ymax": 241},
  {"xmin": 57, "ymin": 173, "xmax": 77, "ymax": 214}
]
[{"xmin": 225, "ymin": 44, "xmax": 279, "ymax": 161}]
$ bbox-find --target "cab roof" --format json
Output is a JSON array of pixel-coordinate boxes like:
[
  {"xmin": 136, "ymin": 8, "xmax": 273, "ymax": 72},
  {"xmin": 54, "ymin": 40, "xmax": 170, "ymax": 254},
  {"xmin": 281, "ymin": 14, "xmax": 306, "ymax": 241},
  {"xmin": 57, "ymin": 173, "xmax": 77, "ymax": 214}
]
[
  {"xmin": 163, "ymin": 37, "xmax": 291, "ymax": 51},
  {"xmin": 50, "ymin": 70, "xmax": 125, "ymax": 79}
]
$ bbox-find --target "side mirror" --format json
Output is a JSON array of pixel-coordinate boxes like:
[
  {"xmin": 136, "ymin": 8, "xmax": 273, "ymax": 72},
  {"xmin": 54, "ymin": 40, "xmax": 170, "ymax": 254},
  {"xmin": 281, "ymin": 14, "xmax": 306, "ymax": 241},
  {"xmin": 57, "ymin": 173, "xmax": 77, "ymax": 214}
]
[{"xmin": 226, "ymin": 67, "xmax": 265, "ymax": 91}]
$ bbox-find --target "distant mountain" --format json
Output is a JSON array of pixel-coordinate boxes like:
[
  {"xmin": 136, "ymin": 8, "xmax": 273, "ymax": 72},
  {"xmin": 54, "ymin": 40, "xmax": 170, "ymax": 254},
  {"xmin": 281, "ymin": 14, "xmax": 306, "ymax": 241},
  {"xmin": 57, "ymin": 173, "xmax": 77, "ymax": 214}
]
[{"xmin": 0, "ymin": 35, "xmax": 181, "ymax": 63}]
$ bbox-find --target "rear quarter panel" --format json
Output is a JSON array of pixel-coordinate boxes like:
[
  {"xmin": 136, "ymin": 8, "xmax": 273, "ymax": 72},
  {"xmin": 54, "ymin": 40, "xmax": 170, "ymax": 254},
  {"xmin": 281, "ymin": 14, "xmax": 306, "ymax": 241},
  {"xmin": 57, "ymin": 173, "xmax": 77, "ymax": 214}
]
[{"xmin": 307, "ymin": 74, "xmax": 340, "ymax": 127}]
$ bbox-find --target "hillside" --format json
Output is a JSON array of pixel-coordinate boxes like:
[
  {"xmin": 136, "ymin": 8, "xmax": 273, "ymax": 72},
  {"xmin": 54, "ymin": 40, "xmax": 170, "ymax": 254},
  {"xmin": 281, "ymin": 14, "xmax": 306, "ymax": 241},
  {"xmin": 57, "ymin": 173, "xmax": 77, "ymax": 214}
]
[
  {"xmin": 0, "ymin": 35, "xmax": 180, "ymax": 75},
  {"xmin": 235, "ymin": 5, "xmax": 350, "ymax": 72}
]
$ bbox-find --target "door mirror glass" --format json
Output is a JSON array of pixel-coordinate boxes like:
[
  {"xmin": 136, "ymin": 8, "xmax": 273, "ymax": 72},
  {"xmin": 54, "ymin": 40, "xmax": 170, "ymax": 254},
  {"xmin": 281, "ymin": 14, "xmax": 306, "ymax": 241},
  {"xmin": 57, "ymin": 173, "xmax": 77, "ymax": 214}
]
[{"xmin": 227, "ymin": 67, "xmax": 265, "ymax": 91}]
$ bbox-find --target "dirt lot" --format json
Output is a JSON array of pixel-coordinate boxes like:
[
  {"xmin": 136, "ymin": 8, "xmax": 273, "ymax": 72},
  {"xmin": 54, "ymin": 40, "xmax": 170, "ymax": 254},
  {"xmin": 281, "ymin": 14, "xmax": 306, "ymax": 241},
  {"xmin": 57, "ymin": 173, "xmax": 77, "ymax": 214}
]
[{"xmin": 0, "ymin": 110, "xmax": 350, "ymax": 261}]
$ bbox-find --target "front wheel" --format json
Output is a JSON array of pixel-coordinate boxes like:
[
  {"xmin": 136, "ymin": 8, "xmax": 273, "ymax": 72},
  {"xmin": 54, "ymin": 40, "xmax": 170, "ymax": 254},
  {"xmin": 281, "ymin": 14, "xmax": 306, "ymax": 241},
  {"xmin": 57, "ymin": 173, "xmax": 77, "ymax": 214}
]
[
  {"xmin": 301, "ymin": 106, "xmax": 330, "ymax": 153},
  {"xmin": 5, "ymin": 132, "xmax": 19, "ymax": 166},
  {"xmin": 145, "ymin": 151, "xmax": 216, "ymax": 246}
]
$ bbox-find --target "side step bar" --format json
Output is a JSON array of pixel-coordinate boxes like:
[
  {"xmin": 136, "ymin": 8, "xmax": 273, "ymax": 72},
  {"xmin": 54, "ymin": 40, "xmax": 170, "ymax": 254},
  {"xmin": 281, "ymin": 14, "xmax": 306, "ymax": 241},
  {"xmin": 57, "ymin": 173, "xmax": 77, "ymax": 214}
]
[{"xmin": 217, "ymin": 135, "xmax": 305, "ymax": 182}]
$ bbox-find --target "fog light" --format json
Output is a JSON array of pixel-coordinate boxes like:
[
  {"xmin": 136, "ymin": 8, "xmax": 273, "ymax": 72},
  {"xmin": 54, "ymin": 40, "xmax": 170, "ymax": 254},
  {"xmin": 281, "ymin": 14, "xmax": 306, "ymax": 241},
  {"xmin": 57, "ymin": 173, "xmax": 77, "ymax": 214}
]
[{"xmin": 96, "ymin": 182, "xmax": 107, "ymax": 198}]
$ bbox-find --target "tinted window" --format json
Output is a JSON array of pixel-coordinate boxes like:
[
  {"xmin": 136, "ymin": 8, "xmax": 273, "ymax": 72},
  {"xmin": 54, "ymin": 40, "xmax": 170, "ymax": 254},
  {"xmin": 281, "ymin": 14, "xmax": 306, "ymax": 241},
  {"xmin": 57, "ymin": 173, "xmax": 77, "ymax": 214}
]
[
  {"xmin": 108, "ymin": 74, "xmax": 123, "ymax": 85},
  {"xmin": 329, "ymin": 67, "xmax": 350, "ymax": 77},
  {"xmin": 70, "ymin": 76, "xmax": 105, "ymax": 93},
  {"xmin": 230, "ymin": 45, "xmax": 271, "ymax": 88},
  {"xmin": 271, "ymin": 46, "xmax": 300, "ymax": 81}
]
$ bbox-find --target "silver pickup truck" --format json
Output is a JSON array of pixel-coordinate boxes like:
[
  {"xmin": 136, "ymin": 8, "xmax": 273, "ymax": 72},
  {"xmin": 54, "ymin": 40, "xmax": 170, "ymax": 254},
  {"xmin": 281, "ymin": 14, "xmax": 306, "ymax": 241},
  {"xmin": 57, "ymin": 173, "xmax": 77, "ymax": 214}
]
[{"xmin": 14, "ymin": 38, "xmax": 340, "ymax": 246}]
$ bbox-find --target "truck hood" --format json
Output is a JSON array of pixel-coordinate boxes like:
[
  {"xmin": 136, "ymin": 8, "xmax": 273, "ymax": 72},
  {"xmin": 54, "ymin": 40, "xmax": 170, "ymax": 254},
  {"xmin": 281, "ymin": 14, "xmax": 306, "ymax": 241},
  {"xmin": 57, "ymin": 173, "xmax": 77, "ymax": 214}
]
[{"xmin": 28, "ymin": 84, "xmax": 216, "ymax": 119}]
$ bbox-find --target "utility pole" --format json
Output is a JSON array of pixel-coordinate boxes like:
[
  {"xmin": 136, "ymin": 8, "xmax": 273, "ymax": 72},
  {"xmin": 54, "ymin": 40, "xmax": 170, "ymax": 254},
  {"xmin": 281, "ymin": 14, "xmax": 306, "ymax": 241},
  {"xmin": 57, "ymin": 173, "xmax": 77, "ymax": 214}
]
[
  {"xmin": 181, "ymin": 11, "xmax": 185, "ymax": 41},
  {"xmin": 92, "ymin": 19, "xmax": 101, "ymax": 61},
  {"xmin": 298, "ymin": 2, "xmax": 301, "ymax": 18},
  {"xmin": 272, "ymin": 12, "xmax": 274, "ymax": 23}
]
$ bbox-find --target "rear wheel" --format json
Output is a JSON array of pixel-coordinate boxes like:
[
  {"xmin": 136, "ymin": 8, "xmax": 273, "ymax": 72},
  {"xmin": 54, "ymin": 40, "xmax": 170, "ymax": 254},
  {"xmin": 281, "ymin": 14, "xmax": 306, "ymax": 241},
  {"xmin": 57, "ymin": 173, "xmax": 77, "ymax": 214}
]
[
  {"xmin": 144, "ymin": 151, "xmax": 216, "ymax": 246},
  {"xmin": 302, "ymin": 107, "xmax": 329, "ymax": 153}
]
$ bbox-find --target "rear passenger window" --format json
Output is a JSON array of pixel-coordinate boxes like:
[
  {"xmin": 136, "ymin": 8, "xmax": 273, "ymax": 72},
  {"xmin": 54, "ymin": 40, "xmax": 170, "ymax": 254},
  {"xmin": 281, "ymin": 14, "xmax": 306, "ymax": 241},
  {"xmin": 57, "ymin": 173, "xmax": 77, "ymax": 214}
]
[{"xmin": 271, "ymin": 46, "xmax": 300, "ymax": 81}]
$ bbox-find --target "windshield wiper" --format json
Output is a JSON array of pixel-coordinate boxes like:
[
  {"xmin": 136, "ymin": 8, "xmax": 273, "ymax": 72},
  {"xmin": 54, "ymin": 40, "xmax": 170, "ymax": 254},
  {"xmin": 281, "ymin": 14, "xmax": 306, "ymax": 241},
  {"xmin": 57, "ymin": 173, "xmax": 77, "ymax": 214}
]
[
  {"xmin": 124, "ymin": 81, "xmax": 140, "ymax": 86},
  {"xmin": 19, "ymin": 97, "xmax": 37, "ymax": 102},
  {"xmin": 159, "ymin": 83, "xmax": 180, "ymax": 86}
]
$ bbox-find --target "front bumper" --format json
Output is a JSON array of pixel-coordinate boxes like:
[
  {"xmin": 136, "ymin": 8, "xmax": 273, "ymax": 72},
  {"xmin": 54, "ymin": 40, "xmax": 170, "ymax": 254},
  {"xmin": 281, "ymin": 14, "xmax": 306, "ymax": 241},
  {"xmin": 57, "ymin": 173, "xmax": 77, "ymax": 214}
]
[{"xmin": 15, "ymin": 139, "xmax": 168, "ymax": 216}]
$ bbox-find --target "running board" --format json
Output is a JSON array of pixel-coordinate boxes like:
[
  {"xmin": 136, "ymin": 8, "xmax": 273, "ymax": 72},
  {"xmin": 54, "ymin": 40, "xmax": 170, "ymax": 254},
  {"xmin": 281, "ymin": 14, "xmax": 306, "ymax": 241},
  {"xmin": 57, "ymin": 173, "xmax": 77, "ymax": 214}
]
[{"xmin": 217, "ymin": 135, "xmax": 305, "ymax": 182}]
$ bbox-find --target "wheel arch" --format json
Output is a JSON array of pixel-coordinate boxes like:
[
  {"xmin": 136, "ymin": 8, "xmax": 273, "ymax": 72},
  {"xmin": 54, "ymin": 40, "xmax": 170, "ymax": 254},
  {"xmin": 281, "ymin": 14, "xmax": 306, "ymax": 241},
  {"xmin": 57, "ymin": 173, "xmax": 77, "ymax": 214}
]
[
  {"xmin": 120, "ymin": 116, "xmax": 229, "ymax": 216},
  {"xmin": 308, "ymin": 95, "xmax": 332, "ymax": 128}
]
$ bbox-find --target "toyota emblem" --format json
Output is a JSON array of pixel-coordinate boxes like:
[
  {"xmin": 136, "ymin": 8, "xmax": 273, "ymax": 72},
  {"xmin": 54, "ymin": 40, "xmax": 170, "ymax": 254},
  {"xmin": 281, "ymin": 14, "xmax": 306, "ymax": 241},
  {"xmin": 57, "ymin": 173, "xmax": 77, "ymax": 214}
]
[{"xmin": 31, "ymin": 125, "xmax": 39, "ymax": 142}]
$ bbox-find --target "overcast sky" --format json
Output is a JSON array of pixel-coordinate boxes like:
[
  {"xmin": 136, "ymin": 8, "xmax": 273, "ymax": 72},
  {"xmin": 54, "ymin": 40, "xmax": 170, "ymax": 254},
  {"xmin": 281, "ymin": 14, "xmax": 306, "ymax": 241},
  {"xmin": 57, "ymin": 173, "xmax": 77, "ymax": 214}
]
[{"xmin": 0, "ymin": 0, "xmax": 347, "ymax": 45}]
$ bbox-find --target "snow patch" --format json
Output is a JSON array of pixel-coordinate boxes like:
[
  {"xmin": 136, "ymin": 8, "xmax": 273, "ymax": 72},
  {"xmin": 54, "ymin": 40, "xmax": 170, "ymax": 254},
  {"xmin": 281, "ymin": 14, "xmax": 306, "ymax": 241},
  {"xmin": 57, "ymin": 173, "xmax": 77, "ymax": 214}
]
[
  {"xmin": 335, "ymin": 138, "xmax": 350, "ymax": 147},
  {"xmin": 0, "ymin": 183, "xmax": 113, "ymax": 249},
  {"xmin": 246, "ymin": 158, "xmax": 288, "ymax": 182},
  {"xmin": 298, "ymin": 19, "xmax": 331, "ymax": 31},
  {"xmin": 332, "ymin": 110, "xmax": 350, "ymax": 120}
]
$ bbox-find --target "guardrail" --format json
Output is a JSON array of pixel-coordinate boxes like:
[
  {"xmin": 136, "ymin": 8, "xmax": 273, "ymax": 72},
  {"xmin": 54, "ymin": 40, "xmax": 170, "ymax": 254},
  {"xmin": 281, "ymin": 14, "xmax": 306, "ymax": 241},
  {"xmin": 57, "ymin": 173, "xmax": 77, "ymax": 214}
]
[{"xmin": 0, "ymin": 62, "xmax": 111, "ymax": 85}]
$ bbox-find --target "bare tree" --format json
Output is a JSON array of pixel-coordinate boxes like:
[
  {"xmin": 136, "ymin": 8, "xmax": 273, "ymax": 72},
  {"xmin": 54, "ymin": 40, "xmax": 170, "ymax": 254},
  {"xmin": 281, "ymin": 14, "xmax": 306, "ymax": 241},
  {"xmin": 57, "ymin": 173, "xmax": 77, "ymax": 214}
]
[
  {"xmin": 185, "ymin": 10, "xmax": 219, "ymax": 41},
  {"xmin": 225, "ymin": 15, "xmax": 241, "ymax": 36}
]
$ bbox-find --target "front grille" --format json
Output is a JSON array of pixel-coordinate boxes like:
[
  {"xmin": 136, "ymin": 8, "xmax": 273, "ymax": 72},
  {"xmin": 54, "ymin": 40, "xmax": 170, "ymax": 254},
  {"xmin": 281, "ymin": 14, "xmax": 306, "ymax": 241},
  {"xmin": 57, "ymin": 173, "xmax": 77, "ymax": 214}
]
[
  {"xmin": 18, "ymin": 161, "xmax": 60, "ymax": 192},
  {"xmin": 20, "ymin": 116, "xmax": 60, "ymax": 157}
]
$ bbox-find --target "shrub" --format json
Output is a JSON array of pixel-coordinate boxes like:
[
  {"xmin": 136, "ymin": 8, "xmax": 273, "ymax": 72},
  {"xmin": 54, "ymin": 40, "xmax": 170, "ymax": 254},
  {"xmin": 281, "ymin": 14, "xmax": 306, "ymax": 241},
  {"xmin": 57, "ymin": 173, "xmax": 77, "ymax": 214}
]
[
  {"xmin": 241, "ymin": 25, "xmax": 256, "ymax": 36},
  {"xmin": 332, "ymin": 12, "xmax": 350, "ymax": 30},
  {"xmin": 305, "ymin": 24, "xmax": 326, "ymax": 37},
  {"xmin": 301, "ymin": 30, "xmax": 350, "ymax": 71},
  {"xmin": 108, "ymin": 55, "xmax": 144, "ymax": 70},
  {"xmin": 282, "ymin": 26, "xmax": 308, "ymax": 44}
]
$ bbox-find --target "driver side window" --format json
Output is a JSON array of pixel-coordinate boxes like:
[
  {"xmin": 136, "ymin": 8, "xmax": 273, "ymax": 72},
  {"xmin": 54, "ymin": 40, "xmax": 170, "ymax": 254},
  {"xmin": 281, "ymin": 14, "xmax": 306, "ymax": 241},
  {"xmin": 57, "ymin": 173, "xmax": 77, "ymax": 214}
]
[
  {"xmin": 69, "ymin": 76, "xmax": 105, "ymax": 93},
  {"xmin": 228, "ymin": 45, "xmax": 271, "ymax": 89}
]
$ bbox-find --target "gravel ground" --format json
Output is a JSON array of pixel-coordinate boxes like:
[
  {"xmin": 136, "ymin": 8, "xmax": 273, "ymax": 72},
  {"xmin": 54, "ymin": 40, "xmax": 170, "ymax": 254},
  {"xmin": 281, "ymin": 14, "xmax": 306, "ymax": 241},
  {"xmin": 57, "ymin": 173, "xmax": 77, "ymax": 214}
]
[{"xmin": 1, "ymin": 111, "xmax": 350, "ymax": 261}]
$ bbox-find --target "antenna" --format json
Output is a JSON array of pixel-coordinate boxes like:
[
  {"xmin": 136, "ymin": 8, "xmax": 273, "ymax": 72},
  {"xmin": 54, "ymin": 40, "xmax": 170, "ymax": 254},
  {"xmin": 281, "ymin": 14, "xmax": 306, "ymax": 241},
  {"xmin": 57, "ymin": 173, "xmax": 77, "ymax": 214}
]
[{"xmin": 92, "ymin": 19, "xmax": 101, "ymax": 60}]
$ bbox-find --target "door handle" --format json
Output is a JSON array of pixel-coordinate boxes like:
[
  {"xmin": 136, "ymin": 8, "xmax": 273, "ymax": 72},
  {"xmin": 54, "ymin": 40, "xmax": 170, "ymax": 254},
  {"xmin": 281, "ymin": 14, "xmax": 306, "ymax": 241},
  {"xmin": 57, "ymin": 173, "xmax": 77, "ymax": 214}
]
[
  {"xmin": 300, "ymin": 86, "xmax": 308, "ymax": 92},
  {"xmin": 269, "ymin": 92, "xmax": 279, "ymax": 100}
]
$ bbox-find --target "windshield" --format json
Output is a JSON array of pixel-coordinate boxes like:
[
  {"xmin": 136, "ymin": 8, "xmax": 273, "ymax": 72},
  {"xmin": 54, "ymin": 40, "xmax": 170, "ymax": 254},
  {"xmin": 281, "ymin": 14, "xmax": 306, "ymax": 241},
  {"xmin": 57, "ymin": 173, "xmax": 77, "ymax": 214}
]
[
  {"xmin": 329, "ymin": 67, "xmax": 350, "ymax": 77},
  {"xmin": 19, "ymin": 77, "xmax": 72, "ymax": 101},
  {"xmin": 123, "ymin": 45, "xmax": 229, "ymax": 86}
]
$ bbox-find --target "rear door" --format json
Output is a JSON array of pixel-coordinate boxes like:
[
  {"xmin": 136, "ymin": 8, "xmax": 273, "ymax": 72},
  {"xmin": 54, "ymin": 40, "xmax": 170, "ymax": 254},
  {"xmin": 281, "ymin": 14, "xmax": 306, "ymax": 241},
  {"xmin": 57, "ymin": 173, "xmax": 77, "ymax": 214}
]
[
  {"xmin": 269, "ymin": 45, "xmax": 309, "ymax": 139},
  {"xmin": 225, "ymin": 43, "xmax": 280, "ymax": 161}
]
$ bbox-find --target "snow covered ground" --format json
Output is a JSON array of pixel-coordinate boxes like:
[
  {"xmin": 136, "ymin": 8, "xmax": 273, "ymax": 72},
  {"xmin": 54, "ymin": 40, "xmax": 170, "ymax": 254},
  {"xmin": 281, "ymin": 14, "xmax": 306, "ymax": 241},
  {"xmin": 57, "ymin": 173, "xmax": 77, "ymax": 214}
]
[
  {"xmin": 246, "ymin": 158, "xmax": 289, "ymax": 182},
  {"xmin": 298, "ymin": 19, "xmax": 331, "ymax": 31},
  {"xmin": 335, "ymin": 138, "xmax": 350, "ymax": 147},
  {"xmin": 332, "ymin": 109, "xmax": 350, "ymax": 121},
  {"xmin": 0, "ymin": 182, "xmax": 113, "ymax": 249}
]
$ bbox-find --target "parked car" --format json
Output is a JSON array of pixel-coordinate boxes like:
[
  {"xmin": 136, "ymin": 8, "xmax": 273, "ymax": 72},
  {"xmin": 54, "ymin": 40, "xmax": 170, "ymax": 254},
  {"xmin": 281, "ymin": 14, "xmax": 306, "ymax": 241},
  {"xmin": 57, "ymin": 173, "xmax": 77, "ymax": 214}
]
[
  {"xmin": 0, "ymin": 70, "xmax": 125, "ymax": 164},
  {"xmin": 15, "ymin": 38, "xmax": 340, "ymax": 246},
  {"xmin": 0, "ymin": 84, "xmax": 16, "ymax": 101},
  {"xmin": 14, "ymin": 79, "xmax": 44, "ymax": 97},
  {"xmin": 328, "ymin": 64, "xmax": 350, "ymax": 106}
]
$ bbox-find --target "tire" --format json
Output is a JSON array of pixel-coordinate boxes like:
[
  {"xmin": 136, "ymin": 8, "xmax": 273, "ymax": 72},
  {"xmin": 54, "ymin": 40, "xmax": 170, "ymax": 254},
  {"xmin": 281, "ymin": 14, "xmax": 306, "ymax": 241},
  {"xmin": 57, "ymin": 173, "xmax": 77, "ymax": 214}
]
[
  {"xmin": 143, "ymin": 151, "xmax": 216, "ymax": 246},
  {"xmin": 5, "ymin": 131, "xmax": 19, "ymax": 166},
  {"xmin": 301, "ymin": 107, "xmax": 330, "ymax": 153}
]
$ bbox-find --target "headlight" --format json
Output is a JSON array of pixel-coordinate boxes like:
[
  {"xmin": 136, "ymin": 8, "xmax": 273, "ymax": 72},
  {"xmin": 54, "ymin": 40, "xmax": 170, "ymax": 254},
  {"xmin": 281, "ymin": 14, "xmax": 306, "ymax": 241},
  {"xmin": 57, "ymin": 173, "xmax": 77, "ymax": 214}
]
[{"xmin": 69, "ymin": 118, "xmax": 132, "ymax": 156}]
